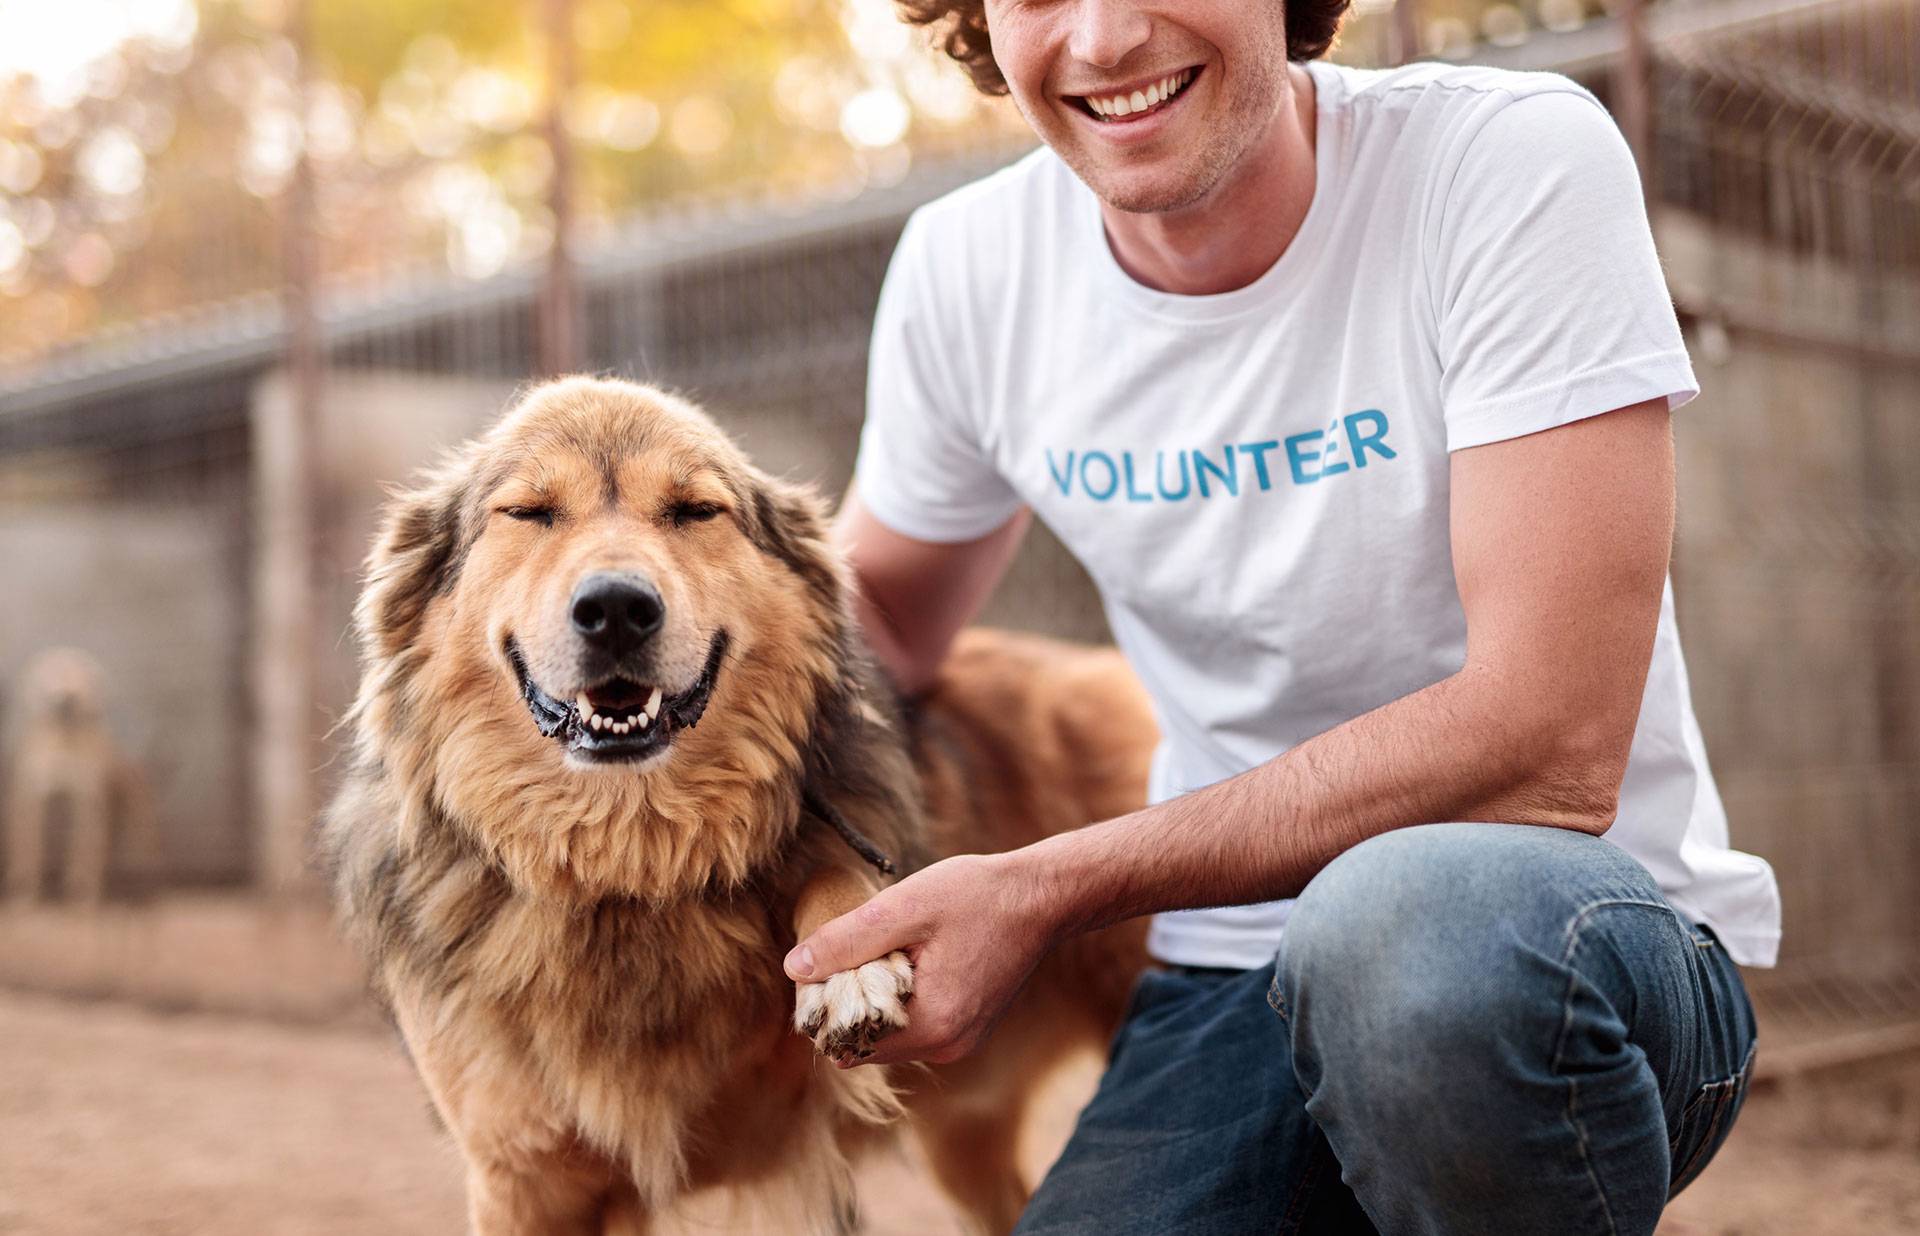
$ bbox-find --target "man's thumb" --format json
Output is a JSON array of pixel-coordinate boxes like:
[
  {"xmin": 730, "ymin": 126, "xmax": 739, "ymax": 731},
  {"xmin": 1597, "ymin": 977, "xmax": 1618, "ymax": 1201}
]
[{"xmin": 785, "ymin": 897, "xmax": 900, "ymax": 981}]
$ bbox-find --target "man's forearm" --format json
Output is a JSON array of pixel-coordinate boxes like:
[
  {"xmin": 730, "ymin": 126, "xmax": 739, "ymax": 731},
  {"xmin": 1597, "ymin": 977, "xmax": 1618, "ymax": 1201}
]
[{"xmin": 1018, "ymin": 660, "xmax": 1633, "ymax": 940}]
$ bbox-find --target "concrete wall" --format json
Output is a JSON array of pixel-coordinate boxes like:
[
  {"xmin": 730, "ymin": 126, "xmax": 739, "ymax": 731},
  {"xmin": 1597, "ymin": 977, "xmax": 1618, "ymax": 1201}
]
[{"xmin": 1662, "ymin": 209, "xmax": 1920, "ymax": 982}]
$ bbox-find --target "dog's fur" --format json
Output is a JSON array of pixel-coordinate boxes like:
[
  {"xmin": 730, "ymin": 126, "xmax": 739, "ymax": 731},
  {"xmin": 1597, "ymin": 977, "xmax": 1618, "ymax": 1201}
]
[
  {"xmin": 321, "ymin": 377, "xmax": 1156, "ymax": 1234},
  {"xmin": 4, "ymin": 647, "xmax": 155, "ymax": 904}
]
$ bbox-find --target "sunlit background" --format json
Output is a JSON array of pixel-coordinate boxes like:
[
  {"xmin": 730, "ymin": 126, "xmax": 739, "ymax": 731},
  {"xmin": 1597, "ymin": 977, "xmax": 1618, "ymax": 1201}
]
[
  {"xmin": 1, "ymin": 1, "xmax": 1917, "ymax": 1232},
  {"xmin": 0, "ymin": 0, "xmax": 1022, "ymax": 360}
]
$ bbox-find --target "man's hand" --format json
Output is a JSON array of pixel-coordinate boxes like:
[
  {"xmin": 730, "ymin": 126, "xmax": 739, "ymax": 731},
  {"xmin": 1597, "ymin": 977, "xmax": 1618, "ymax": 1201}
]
[{"xmin": 784, "ymin": 852, "xmax": 1059, "ymax": 1067}]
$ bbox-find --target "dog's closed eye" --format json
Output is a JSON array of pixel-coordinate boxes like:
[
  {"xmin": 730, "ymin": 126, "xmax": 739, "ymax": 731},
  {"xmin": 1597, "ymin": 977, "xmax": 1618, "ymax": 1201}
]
[
  {"xmin": 669, "ymin": 502, "xmax": 726, "ymax": 528},
  {"xmin": 501, "ymin": 506, "xmax": 556, "ymax": 527}
]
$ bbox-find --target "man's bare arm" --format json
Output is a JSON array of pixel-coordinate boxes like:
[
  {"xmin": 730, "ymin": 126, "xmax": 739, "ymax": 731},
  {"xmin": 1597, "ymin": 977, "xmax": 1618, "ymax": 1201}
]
[
  {"xmin": 832, "ymin": 484, "xmax": 1031, "ymax": 696},
  {"xmin": 1030, "ymin": 397, "xmax": 1674, "ymax": 931}
]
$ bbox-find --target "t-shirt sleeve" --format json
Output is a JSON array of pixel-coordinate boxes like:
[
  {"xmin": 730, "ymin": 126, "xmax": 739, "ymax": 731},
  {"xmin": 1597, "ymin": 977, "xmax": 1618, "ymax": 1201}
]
[
  {"xmin": 853, "ymin": 211, "xmax": 1025, "ymax": 542},
  {"xmin": 1432, "ymin": 86, "xmax": 1700, "ymax": 452}
]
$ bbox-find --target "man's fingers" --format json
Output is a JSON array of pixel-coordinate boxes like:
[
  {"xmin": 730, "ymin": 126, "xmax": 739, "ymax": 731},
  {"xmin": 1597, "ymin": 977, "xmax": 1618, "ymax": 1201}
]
[{"xmin": 785, "ymin": 886, "xmax": 913, "ymax": 980}]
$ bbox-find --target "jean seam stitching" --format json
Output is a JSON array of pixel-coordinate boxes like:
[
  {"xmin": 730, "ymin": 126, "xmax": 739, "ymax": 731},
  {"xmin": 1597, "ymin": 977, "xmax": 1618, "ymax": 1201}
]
[
  {"xmin": 1673, "ymin": 1039, "xmax": 1759, "ymax": 1189},
  {"xmin": 1672, "ymin": 1085, "xmax": 1733, "ymax": 1188},
  {"xmin": 1548, "ymin": 897, "xmax": 1675, "ymax": 1236}
]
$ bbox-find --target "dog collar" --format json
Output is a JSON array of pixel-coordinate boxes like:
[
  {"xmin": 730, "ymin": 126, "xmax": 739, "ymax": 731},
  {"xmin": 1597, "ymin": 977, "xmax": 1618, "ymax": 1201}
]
[{"xmin": 801, "ymin": 789, "xmax": 897, "ymax": 876}]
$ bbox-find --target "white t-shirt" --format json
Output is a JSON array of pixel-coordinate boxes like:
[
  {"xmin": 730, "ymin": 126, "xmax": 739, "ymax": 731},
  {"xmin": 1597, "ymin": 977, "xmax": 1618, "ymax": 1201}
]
[{"xmin": 855, "ymin": 59, "xmax": 1782, "ymax": 969}]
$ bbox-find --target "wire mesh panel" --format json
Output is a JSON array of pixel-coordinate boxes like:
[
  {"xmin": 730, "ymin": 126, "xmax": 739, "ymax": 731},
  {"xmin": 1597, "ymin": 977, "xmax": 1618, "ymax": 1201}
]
[
  {"xmin": 1644, "ymin": 0, "xmax": 1920, "ymax": 1032},
  {"xmin": 0, "ymin": 369, "xmax": 255, "ymax": 887}
]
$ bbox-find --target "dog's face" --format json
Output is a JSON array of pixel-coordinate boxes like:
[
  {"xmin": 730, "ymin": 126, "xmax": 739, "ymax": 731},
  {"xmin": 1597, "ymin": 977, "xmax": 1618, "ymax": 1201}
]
[
  {"xmin": 483, "ymin": 413, "xmax": 756, "ymax": 773},
  {"xmin": 355, "ymin": 378, "xmax": 855, "ymax": 898},
  {"xmin": 14, "ymin": 648, "xmax": 107, "ymax": 736}
]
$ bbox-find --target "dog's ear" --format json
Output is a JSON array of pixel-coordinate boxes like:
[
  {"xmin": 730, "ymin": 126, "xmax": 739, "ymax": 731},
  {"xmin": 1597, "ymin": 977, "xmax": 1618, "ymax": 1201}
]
[
  {"xmin": 740, "ymin": 470, "xmax": 847, "ymax": 612},
  {"xmin": 357, "ymin": 453, "xmax": 474, "ymax": 662}
]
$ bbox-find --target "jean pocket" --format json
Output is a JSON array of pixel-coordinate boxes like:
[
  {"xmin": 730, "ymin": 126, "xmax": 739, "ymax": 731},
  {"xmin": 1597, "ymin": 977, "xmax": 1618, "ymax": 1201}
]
[{"xmin": 1667, "ymin": 1040, "xmax": 1757, "ymax": 1195}]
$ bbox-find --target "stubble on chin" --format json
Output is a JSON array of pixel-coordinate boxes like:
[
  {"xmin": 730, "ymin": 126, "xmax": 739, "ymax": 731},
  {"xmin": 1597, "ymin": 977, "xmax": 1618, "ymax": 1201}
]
[
  {"xmin": 1040, "ymin": 65, "xmax": 1292, "ymax": 217},
  {"xmin": 1078, "ymin": 122, "xmax": 1245, "ymax": 215}
]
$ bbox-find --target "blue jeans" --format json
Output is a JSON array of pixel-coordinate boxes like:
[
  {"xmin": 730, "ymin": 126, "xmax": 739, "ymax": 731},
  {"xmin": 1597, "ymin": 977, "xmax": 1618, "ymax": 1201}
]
[{"xmin": 1014, "ymin": 823, "xmax": 1759, "ymax": 1236}]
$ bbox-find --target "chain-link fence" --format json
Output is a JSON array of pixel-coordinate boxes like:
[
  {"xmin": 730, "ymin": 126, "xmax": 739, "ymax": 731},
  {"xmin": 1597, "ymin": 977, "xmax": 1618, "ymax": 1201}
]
[{"xmin": 1, "ymin": 0, "xmax": 1916, "ymax": 1054}]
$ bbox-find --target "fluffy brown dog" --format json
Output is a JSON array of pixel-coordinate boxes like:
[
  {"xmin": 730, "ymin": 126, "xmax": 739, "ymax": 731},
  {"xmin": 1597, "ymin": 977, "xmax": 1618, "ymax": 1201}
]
[{"xmin": 322, "ymin": 377, "xmax": 1155, "ymax": 1234}]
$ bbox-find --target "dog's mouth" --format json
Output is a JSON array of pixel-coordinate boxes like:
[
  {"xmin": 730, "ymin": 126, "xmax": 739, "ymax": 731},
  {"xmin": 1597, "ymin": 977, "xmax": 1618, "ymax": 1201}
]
[{"xmin": 506, "ymin": 630, "xmax": 731, "ymax": 765}]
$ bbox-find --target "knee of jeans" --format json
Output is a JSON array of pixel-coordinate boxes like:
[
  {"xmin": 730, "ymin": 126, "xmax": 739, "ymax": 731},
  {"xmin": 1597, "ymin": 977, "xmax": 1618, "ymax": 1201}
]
[
  {"xmin": 1281, "ymin": 822, "xmax": 1650, "ymax": 985},
  {"xmin": 1279, "ymin": 827, "xmax": 1464, "ymax": 989},
  {"xmin": 1278, "ymin": 827, "xmax": 1570, "ymax": 1068}
]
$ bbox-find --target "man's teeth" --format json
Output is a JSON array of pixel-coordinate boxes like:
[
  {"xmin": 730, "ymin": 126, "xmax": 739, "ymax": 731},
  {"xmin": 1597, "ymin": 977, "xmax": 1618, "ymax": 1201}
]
[
  {"xmin": 576, "ymin": 688, "xmax": 665, "ymax": 737},
  {"xmin": 1086, "ymin": 68, "xmax": 1193, "ymax": 120}
]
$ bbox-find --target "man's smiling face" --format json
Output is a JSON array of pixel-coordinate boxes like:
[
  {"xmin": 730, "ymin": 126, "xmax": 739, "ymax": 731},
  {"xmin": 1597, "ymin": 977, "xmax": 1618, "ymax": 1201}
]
[{"xmin": 984, "ymin": 0, "xmax": 1294, "ymax": 214}]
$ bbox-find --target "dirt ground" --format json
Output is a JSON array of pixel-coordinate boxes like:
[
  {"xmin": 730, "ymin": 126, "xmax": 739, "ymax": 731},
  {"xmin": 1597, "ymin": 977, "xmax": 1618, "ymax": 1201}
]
[{"xmin": 0, "ymin": 990, "xmax": 1915, "ymax": 1235}]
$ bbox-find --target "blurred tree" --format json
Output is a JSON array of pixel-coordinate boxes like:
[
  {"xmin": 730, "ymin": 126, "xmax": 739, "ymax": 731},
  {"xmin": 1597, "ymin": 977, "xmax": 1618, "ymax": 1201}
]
[{"xmin": 0, "ymin": 0, "xmax": 1018, "ymax": 368}]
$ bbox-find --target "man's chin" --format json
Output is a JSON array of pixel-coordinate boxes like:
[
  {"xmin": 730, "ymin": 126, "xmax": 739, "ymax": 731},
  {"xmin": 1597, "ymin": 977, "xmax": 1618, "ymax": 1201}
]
[
  {"xmin": 1046, "ymin": 132, "xmax": 1223, "ymax": 217},
  {"xmin": 1100, "ymin": 178, "xmax": 1216, "ymax": 216},
  {"xmin": 1080, "ymin": 162, "xmax": 1222, "ymax": 217}
]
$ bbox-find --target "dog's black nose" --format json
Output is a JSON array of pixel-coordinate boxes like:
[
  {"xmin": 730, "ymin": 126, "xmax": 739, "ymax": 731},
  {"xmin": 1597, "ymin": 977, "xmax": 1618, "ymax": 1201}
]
[{"xmin": 570, "ymin": 573, "xmax": 665, "ymax": 650}]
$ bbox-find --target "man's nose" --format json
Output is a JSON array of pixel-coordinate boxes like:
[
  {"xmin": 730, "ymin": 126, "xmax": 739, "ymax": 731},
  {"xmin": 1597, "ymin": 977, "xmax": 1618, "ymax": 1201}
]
[
  {"xmin": 569, "ymin": 572, "xmax": 666, "ymax": 654},
  {"xmin": 1066, "ymin": 0, "xmax": 1153, "ymax": 70}
]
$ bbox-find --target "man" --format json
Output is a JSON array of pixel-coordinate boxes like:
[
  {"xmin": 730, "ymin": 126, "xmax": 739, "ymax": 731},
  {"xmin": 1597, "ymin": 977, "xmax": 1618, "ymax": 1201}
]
[{"xmin": 783, "ymin": 1, "xmax": 1782, "ymax": 1230}]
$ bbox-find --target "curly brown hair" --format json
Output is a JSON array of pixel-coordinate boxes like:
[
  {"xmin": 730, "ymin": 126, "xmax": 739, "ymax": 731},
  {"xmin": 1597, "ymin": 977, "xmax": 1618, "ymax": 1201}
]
[{"xmin": 895, "ymin": 1, "xmax": 1352, "ymax": 96}]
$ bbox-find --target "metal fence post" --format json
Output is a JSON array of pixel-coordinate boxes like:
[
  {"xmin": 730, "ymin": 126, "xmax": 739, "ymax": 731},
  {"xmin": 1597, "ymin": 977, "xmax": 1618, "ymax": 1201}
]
[
  {"xmin": 1390, "ymin": 0, "xmax": 1423, "ymax": 67},
  {"xmin": 540, "ymin": 0, "xmax": 583, "ymax": 376},
  {"xmin": 1616, "ymin": 0, "xmax": 1654, "ymax": 202},
  {"xmin": 255, "ymin": 0, "xmax": 323, "ymax": 895}
]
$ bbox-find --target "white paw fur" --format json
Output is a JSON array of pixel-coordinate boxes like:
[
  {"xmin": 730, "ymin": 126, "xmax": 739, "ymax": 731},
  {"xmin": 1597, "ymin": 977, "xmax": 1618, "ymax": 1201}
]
[{"xmin": 793, "ymin": 951, "xmax": 914, "ymax": 1062}]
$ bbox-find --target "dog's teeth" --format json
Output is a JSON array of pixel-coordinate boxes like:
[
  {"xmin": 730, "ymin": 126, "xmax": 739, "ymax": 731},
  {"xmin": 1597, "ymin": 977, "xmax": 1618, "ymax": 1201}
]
[
  {"xmin": 625, "ymin": 714, "xmax": 641, "ymax": 728},
  {"xmin": 589, "ymin": 714, "xmax": 604, "ymax": 731},
  {"xmin": 644, "ymin": 686, "xmax": 663, "ymax": 719},
  {"xmin": 635, "ymin": 711, "xmax": 650, "ymax": 728},
  {"xmin": 576, "ymin": 693, "xmax": 592, "ymax": 717}
]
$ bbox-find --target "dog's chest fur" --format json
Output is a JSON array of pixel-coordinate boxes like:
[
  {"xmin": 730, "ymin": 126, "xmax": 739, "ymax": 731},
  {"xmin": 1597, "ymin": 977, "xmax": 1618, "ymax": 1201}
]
[{"xmin": 366, "ymin": 832, "xmax": 846, "ymax": 1199}]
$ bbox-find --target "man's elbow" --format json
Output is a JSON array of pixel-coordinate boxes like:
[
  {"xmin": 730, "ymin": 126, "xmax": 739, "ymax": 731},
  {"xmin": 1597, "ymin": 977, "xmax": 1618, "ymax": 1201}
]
[
  {"xmin": 1526, "ymin": 715, "xmax": 1637, "ymax": 836},
  {"xmin": 879, "ymin": 649, "xmax": 944, "ymax": 700},
  {"xmin": 843, "ymin": 593, "xmax": 949, "ymax": 701}
]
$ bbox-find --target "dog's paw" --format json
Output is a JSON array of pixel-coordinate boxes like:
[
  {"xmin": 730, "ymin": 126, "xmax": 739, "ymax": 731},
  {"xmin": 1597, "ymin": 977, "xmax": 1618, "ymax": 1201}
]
[{"xmin": 793, "ymin": 951, "xmax": 914, "ymax": 1063}]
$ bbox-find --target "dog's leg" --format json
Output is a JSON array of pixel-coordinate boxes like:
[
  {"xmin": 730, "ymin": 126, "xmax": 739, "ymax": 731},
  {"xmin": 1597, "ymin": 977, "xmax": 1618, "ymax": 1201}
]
[
  {"xmin": 4, "ymin": 768, "xmax": 46, "ymax": 902},
  {"xmin": 466, "ymin": 1150, "xmax": 615, "ymax": 1236},
  {"xmin": 597, "ymin": 1182, "xmax": 651, "ymax": 1236},
  {"xmin": 911, "ymin": 1106, "xmax": 1028, "ymax": 1236},
  {"xmin": 790, "ymin": 863, "xmax": 914, "ymax": 1064},
  {"xmin": 395, "ymin": 1001, "xmax": 627, "ymax": 1236},
  {"xmin": 61, "ymin": 779, "xmax": 110, "ymax": 907}
]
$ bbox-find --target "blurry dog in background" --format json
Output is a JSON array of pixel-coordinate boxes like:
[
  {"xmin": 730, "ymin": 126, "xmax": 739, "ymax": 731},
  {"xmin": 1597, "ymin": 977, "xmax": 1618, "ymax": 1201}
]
[
  {"xmin": 4, "ymin": 647, "xmax": 155, "ymax": 905},
  {"xmin": 323, "ymin": 377, "xmax": 1156, "ymax": 1233}
]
